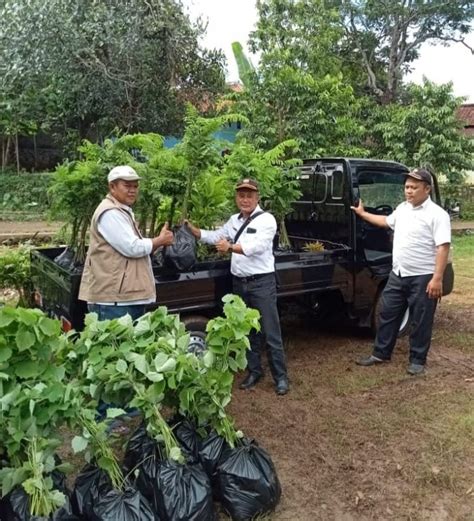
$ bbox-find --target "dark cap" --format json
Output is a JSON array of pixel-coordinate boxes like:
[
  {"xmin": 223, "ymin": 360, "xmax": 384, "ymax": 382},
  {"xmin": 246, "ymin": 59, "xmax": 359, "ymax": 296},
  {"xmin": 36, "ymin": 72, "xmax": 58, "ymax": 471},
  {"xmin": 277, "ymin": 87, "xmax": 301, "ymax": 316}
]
[
  {"xmin": 406, "ymin": 168, "xmax": 432, "ymax": 184},
  {"xmin": 236, "ymin": 178, "xmax": 259, "ymax": 191}
]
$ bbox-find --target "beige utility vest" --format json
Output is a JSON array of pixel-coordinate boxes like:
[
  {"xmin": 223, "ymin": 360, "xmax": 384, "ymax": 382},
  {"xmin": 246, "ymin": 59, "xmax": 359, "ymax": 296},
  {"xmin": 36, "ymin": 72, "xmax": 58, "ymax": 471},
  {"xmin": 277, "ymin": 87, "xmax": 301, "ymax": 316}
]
[{"xmin": 78, "ymin": 195, "xmax": 156, "ymax": 303}]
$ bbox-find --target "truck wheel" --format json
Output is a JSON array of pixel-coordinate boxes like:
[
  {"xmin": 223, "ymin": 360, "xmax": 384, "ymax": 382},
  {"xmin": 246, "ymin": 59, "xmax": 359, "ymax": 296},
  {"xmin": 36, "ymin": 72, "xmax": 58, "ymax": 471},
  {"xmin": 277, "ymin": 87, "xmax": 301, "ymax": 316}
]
[
  {"xmin": 181, "ymin": 316, "xmax": 209, "ymax": 355},
  {"xmin": 372, "ymin": 290, "xmax": 411, "ymax": 338}
]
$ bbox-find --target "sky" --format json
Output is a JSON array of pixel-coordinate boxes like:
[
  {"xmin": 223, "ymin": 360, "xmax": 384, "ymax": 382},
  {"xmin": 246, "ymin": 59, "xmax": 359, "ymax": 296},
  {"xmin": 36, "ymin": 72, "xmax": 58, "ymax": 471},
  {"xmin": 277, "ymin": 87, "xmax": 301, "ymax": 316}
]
[{"xmin": 183, "ymin": 0, "xmax": 474, "ymax": 103}]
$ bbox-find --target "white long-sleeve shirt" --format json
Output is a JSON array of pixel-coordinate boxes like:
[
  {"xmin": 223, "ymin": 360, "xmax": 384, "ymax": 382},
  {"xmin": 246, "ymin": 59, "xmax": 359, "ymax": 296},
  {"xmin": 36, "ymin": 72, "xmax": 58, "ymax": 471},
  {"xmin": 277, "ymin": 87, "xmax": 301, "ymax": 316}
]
[
  {"xmin": 93, "ymin": 206, "xmax": 155, "ymax": 305},
  {"xmin": 98, "ymin": 207, "xmax": 153, "ymax": 258},
  {"xmin": 200, "ymin": 205, "xmax": 277, "ymax": 277}
]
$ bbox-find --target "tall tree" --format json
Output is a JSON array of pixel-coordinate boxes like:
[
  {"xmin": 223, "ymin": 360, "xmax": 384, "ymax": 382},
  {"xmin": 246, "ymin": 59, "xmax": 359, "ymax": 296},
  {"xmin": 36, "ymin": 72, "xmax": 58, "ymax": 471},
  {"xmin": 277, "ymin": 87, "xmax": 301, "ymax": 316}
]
[
  {"xmin": 369, "ymin": 79, "xmax": 474, "ymax": 182},
  {"xmin": 231, "ymin": 1, "xmax": 367, "ymax": 156},
  {"xmin": 0, "ymin": 0, "xmax": 226, "ymax": 167},
  {"xmin": 337, "ymin": 0, "xmax": 474, "ymax": 103}
]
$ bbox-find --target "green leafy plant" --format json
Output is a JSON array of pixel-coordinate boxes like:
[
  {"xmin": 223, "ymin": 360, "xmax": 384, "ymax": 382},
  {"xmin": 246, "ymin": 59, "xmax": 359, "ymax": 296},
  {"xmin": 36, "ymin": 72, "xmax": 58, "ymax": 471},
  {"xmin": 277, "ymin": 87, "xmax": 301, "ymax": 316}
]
[
  {"xmin": 0, "ymin": 307, "xmax": 77, "ymax": 515},
  {"xmin": 178, "ymin": 294, "xmax": 260, "ymax": 446},
  {"xmin": 0, "ymin": 245, "xmax": 32, "ymax": 306},
  {"xmin": 222, "ymin": 139, "xmax": 302, "ymax": 247}
]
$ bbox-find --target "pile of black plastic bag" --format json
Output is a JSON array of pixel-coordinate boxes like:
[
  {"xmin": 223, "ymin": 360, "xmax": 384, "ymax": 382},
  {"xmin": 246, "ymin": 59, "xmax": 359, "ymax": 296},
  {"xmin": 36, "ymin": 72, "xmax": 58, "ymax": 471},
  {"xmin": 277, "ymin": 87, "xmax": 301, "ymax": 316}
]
[{"xmin": 0, "ymin": 418, "xmax": 281, "ymax": 521}]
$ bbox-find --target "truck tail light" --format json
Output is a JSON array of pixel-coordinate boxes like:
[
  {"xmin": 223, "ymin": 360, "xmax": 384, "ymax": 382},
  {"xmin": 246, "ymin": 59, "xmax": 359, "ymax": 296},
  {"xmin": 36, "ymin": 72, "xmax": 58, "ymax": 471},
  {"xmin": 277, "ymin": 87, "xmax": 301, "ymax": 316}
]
[{"xmin": 60, "ymin": 316, "xmax": 72, "ymax": 332}]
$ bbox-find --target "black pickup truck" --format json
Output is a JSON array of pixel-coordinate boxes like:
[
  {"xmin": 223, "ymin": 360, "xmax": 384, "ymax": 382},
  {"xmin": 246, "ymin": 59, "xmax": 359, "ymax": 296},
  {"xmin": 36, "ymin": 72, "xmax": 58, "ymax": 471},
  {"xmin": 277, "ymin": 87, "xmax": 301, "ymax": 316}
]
[{"xmin": 30, "ymin": 157, "xmax": 454, "ymax": 347}]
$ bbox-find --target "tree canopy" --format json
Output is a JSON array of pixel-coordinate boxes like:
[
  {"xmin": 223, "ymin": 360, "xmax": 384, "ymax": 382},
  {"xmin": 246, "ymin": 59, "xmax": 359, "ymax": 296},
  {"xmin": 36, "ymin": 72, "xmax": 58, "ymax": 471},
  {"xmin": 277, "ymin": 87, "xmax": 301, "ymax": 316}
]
[{"xmin": 0, "ymin": 0, "xmax": 226, "ymax": 167}]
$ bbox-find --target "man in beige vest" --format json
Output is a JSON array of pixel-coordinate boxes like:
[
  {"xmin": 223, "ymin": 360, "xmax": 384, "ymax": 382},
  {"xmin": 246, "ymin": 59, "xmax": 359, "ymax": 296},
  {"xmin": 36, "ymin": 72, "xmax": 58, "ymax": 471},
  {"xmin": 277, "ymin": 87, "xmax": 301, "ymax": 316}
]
[{"xmin": 79, "ymin": 165, "xmax": 174, "ymax": 321}]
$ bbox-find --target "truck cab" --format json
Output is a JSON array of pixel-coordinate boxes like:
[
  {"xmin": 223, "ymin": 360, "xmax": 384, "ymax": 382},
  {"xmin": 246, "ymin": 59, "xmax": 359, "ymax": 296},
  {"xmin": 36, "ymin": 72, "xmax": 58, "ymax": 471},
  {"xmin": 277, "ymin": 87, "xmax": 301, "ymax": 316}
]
[{"xmin": 285, "ymin": 158, "xmax": 453, "ymax": 330}]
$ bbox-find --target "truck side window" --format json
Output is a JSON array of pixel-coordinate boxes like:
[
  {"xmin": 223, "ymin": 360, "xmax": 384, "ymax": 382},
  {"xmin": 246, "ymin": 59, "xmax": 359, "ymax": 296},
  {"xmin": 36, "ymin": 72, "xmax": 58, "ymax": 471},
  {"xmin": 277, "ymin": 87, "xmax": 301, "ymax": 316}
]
[
  {"xmin": 331, "ymin": 170, "xmax": 344, "ymax": 200},
  {"xmin": 299, "ymin": 174, "xmax": 314, "ymax": 201},
  {"xmin": 358, "ymin": 171, "xmax": 405, "ymax": 210},
  {"xmin": 314, "ymin": 173, "xmax": 328, "ymax": 203}
]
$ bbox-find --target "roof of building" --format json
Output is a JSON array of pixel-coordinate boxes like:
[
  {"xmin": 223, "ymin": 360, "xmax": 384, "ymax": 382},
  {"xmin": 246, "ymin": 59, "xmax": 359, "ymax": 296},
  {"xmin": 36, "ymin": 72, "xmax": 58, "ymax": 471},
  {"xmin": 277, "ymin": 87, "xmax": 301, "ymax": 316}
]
[{"xmin": 457, "ymin": 103, "xmax": 474, "ymax": 137}]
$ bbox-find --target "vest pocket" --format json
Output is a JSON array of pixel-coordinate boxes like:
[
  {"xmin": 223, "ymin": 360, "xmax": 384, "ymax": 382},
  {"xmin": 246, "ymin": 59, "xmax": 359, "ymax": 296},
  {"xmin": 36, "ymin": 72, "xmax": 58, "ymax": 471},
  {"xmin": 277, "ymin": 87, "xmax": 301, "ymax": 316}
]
[{"xmin": 118, "ymin": 261, "xmax": 128, "ymax": 293}]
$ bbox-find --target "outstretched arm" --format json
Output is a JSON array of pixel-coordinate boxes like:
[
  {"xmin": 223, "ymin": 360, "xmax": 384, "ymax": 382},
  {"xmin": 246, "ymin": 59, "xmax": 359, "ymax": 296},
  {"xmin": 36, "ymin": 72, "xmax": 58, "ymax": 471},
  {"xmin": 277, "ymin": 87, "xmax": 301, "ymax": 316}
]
[{"xmin": 350, "ymin": 200, "xmax": 389, "ymax": 228}]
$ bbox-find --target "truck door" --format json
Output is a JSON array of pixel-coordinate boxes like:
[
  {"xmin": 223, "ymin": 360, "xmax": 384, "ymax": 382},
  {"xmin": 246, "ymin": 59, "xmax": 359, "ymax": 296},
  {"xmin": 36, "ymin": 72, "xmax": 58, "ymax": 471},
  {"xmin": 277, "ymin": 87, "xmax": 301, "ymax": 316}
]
[
  {"xmin": 286, "ymin": 159, "xmax": 351, "ymax": 246},
  {"xmin": 354, "ymin": 168, "xmax": 406, "ymax": 266}
]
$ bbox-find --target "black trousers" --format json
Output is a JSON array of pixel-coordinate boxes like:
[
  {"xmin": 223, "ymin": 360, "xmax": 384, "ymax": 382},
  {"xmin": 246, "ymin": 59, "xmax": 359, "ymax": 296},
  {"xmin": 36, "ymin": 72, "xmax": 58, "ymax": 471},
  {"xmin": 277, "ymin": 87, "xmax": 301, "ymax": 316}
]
[
  {"xmin": 232, "ymin": 273, "xmax": 288, "ymax": 382},
  {"xmin": 373, "ymin": 272, "xmax": 438, "ymax": 365}
]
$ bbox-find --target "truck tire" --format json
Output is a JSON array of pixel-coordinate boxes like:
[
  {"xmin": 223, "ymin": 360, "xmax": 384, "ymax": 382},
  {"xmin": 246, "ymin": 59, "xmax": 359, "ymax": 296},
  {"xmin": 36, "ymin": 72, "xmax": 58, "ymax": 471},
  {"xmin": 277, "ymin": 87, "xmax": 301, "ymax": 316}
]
[
  {"xmin": 372, "ymin": 289, "xmax": 411, "ymax": 337},
  {"xmin": 181, "ymin": 315, "xmax": 209, "ymax": 355}
]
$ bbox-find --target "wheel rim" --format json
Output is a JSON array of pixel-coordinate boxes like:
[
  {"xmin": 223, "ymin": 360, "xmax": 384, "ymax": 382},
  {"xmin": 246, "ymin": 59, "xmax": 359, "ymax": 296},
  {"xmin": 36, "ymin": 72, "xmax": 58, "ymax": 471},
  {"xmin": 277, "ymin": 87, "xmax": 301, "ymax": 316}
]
[{"xmin": 188, "ymin": 332, "xmax": 207, "ymax": 355}]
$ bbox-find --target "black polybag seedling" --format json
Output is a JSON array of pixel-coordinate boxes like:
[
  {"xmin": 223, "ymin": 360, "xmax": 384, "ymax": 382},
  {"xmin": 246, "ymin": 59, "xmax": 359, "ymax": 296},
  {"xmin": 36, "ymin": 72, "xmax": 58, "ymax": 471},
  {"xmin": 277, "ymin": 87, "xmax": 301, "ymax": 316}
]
[
  {"xmin": 90, "ymin": 486, "xmax": 157, "ymax": 521},
  {"xmin": 217, "ymin": 438, "xmax": 282, "ymax": 521},
  {"xmin": 162, "ymin": 225, "xmax": 196, "ymax": 272},
  {"xmin": 197, "ymin": 430, "xmax": 229, "ymax": 496},
  {"xmin": 0, "ymin": 487, "xmax": 79, "ymax": 521},
  {"xmin": 70, "ymin": 465, "xmax": 112, "ymax": 519},
  {"xmin": 123, "ymin": 424, "xmax": 215, "ymax": 521}
]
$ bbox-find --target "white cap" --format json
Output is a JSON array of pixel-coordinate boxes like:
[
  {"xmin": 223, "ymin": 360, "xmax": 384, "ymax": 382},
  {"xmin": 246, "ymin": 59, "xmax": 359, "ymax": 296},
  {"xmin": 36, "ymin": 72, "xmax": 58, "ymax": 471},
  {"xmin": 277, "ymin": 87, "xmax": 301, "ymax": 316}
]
[{"xmin": 107, "ymin": 165, "xmax": 141, "ymax": 183}]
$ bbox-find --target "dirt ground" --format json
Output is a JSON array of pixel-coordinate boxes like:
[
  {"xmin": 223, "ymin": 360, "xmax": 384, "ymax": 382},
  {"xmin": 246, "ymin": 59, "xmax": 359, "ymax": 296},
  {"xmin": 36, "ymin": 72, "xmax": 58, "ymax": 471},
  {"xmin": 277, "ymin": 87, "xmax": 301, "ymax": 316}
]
[
  {"xmin": 225, "ymin": 279, "xmax": 474, "ymax": 520},
  {"xmin": 1, "ymin": 222, "xmax": 473, "ymax": 520}
]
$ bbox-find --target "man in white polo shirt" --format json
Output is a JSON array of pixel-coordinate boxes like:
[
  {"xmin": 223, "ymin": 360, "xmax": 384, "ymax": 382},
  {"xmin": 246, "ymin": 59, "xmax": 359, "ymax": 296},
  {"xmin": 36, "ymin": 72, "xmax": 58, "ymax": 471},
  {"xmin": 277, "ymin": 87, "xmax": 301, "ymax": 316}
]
[
  {"xmin": 186, "ymin": 178, "xmax": 289, "ymax": 395},
  {"xmin": 351, "ymin": 168, "xmax": 451, "ymax": 375}
]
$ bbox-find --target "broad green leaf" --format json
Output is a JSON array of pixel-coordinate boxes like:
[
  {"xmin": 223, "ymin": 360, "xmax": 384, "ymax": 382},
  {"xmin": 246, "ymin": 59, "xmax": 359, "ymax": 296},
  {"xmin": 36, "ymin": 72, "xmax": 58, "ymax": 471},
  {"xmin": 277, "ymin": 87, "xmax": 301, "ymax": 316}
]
[
  {"xmin": 146, "ymin": 371, "xmax": 164, "ymax": 382},
  {"xmin": 0, "ymin": 307, "xmax": 16, "ymax": 328},
  {"xmin": 0, "ymin": 347, "xmax": 12, "ymax": 363},
  {"xmin": 71, "ymin": 435, "xmax": 89, "ymax": 453},
  {"xmin": 16, "ymin": 308, "xmax": 38, "ymax": 326},
  {"xmin": 47, "ymin": 383, "xmax": 65, "ymax": 402},
  {"xmin": 131, "ymin": 354, "xmax": 148, "ymax": 374},
  {"xmin": 155, "ymin": 357, "xmax": 176, "ymax": 373},
  {"xmin": 116, "ymin": 359, "xmax": 128, "ymax": 373},
  {"xmin": 38, "ymin": 316, "xmax": 61, "ymax": 336},
  {"xmin": 106, "ymin": 408, "xmax": 126, "ymax": 419},
  {"xmin": 14, "ymin": 360, "xmax": 42, "ymax": 379},
  {"xmin": 15, "ymin": 329, "xmax": 35, "ymax": 352},
  {"xmin": 202, "ymin": 350, "xmax": 214, "ymax": 368}
]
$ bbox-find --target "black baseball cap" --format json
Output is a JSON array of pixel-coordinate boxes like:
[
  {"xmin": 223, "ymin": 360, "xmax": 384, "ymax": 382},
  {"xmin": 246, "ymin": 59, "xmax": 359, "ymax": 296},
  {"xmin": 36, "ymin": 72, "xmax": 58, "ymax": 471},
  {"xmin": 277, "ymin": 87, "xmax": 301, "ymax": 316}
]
[{"xmin": 406, "ymin": 168, "xmax": 432, "ymax": 184}]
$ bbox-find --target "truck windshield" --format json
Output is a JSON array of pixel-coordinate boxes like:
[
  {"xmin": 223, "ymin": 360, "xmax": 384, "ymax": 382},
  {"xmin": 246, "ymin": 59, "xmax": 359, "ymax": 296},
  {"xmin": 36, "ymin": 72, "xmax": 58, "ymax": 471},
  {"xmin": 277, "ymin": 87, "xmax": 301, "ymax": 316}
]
[{"xmin": 357, "ymin": 171, "xmax": 406, "ymax": 209}]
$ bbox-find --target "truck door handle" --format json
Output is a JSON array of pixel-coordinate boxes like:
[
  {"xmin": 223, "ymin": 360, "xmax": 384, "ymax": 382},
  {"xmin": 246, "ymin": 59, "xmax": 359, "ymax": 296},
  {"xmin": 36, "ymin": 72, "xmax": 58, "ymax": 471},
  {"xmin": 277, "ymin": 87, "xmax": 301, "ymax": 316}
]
[{"xmin": 310, "ymin": 211, "xmax": 318, "ymax": 221}]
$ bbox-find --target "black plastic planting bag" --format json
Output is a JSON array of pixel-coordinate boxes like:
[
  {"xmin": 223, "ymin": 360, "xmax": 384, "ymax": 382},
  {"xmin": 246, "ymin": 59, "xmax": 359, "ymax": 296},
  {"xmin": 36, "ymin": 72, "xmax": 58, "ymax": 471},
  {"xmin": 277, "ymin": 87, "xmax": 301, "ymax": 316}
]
[
  {"xmin": 90, "ymin": 486, "xmax": 157, "ymax": 521},
  {"xmin": 217, "ymin": 438, "xmax": 281, "ymax": 521},
  {"xmin": 169, "ymin": 416, "xmax": 200, "ymax": 461},
  {"xmin": 150, "ymin": 461, "xmax": 215, "ymax": 521},
  {"xmin": 53, "ymin": 248, "xmax": 82, "ymax": 273},
  {"xmin": 124, "ymin": 425, "xmax": 215, "ymax": 521},
  {"xmin": 163, "ymin": 225, "xmax": 196, "ymax": 272},
  {"xmin": 70, "ymin": 465, "xmax": 112, "ymax": 519},
  {"xmin": 0, "ymin": 487, "xmax": 79, "ymax": 521},
  {"xmin": 123, "ymin": 425, "xmax": 163, "ymax": 502},
  {"xmin": 198, "ymin": 430, "xmax": 229, "ymax": 494}
]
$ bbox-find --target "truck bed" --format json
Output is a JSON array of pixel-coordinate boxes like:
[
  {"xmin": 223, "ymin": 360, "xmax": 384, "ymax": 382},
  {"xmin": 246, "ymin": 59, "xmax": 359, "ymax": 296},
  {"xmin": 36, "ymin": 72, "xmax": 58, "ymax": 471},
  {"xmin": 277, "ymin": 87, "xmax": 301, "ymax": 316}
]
[{"xmin": 30, "ymin": 240, "xmax": 350, "ymax": 330}]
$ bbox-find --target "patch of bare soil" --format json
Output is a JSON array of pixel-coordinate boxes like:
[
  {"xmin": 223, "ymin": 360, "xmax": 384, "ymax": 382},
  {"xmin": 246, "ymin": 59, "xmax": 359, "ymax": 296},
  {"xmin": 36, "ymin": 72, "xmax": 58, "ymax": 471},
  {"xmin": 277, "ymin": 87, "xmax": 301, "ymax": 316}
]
[{"xmin": 226, "ymin": 302, "xmax": 474, "ymax": 521}]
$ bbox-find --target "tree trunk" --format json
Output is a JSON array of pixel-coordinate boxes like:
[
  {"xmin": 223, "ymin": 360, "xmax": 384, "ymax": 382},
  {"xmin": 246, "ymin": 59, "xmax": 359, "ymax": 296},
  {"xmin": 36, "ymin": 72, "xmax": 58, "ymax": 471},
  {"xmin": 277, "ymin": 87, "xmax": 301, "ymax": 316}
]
[
  {"xmin": 2, "ymin": 136, "xmax": 11, "ymax": 171},
  {"xmin": 33, "ymin": 134, "xmax": 38, "ymax": 170},
  {"xmin": 15, "ymin": 133, "xmax": 20, "ymax": 173},
  {"xmin": 149, "ymin": 204, "xmax": 158, "ymax": 236}
]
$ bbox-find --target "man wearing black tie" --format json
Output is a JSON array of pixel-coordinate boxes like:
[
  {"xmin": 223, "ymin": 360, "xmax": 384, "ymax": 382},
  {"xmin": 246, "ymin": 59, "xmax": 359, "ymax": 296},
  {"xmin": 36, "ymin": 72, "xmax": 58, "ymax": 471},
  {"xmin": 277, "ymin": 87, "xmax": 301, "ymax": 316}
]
[{"xmin": 186, "ymin": 178, "xmax": 289, "ymax": 395}]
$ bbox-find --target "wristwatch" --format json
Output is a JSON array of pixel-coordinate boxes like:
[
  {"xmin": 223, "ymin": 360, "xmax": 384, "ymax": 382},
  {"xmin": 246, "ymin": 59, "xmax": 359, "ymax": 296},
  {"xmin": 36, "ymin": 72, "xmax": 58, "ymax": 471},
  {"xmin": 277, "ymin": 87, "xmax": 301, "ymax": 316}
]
[{"xmin": 228, "ymin": 243, "xmax": 233, "ymax": 253}]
